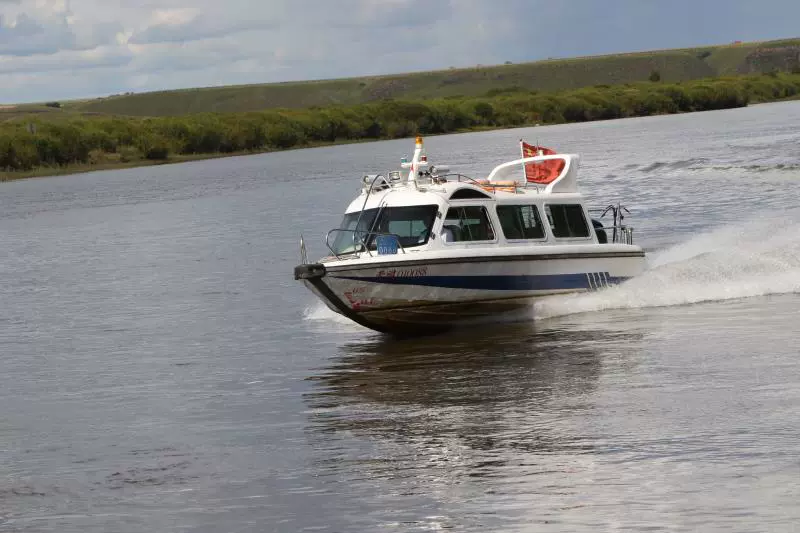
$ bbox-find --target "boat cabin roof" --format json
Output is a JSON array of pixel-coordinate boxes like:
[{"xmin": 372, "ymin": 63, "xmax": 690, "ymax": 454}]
[
  {"xmin": 345, "ymin": 147, "xmax": 583, "ymax": 214},
  {"xmin": 345, "ymin": 179, "xmax": 585, "ymax": 213},
  {"xmin": 343, "ymin": 137, "xmax": 584, "ymax": 214}
]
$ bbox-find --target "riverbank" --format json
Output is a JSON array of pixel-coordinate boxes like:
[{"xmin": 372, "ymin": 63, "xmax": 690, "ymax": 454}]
[
  {"xmin": 1, "ymin": 153, "xmax": 220, "ymax": 182},
  {"xmin": 0, "ymin": 137, "xmax": 385, "ymax": 182},
  {"xmin": 2, "ymin": 73, "xmax": 799, "ymax": 182}
]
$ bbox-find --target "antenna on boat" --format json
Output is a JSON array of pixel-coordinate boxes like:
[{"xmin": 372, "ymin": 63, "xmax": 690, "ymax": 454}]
[
  {"xmin": 400, "ymin": 136, "xmax": 425, "ymax": 188},
  {"xmin": 410, "ymin": 135, "xmax": 423, "ymax": 184}
]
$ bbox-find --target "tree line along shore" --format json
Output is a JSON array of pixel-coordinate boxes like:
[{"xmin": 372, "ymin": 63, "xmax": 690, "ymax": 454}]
[{"xmin": 2, "ymin": 72, "xmax": 799, "ymax": 179}]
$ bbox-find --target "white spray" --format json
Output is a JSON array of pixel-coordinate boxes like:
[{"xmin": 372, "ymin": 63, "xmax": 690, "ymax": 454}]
[{"xmin": 534, "ymin": 213, "xmax": 800, "ymax": 319}]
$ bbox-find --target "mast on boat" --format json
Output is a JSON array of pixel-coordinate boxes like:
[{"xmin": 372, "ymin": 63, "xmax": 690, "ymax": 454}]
[{"xmin": 401, "ymin": 136, "xmax": 428, "ymax": 187}]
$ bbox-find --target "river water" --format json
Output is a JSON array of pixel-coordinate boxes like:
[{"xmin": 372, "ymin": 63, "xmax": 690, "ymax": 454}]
[{"xmin": 2, "ymin": 102, "xmax": 800, "ymax": 532}]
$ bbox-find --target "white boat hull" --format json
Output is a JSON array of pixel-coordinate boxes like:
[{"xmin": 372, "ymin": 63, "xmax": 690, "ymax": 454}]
[{"xmin": 297, "ymin": 249, "xmax": 645, "ymax": 335}]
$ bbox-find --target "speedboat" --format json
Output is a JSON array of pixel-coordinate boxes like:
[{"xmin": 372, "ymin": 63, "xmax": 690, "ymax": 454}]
[{"xmin": 294, "ymin": 136, "xmax": 645, "ymax": 335}]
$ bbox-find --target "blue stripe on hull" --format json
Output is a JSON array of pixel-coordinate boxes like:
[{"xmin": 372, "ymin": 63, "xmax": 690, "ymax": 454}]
[{"xmin": 336, "ymin": 273, "xmax": 628, "ymax": 291}]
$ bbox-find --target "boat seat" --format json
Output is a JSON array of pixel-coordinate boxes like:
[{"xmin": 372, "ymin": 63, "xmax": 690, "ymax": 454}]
[
  {"xmin": 442, "ymin": 224, "xmax": 462, "ymax": 242},
  {"xmin": 592, "ymin": 219, "xmax": 608, "ymax": 244}
]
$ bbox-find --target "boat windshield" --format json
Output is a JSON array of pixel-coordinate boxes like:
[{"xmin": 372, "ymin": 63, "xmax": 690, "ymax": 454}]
[{"xmin": 331, "ymin": 205, "xmax": 438, "ymax": 255}]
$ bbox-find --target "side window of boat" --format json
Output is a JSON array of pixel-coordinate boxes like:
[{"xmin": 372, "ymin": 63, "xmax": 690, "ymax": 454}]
[
  {"xmin": 496, "ymin": 205, "xmax": 545, "ymax": 240},
  {"xmin": 544, "ymin": 204, "xmax": 590, "ymax": 238},
  {"xmin": 443, "ymin": 206, "xmax": 495, "ymax": 242}
]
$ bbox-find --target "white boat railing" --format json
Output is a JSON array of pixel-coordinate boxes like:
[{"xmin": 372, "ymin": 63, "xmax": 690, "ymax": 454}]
[
  {"xmin": 592, "ymin": 224, "xmax": 635, "ymax": 245},
  {"xmin": 589, "ymin": 204, "xmax": 634, "ymax": 244}
]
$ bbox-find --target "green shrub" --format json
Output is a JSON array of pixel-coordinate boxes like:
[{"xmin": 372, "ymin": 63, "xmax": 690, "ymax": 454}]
[{"xmin": 118, "ymin": 145, "xmax": 140, "ymax": 163}]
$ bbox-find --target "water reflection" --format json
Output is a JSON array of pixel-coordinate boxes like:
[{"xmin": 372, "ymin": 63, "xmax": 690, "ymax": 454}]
[
  {"xmin": 310, "ymin": 323, "xmax": 605, "ymax": 409},
  {"xmin": 306, "ymin": 322, "xmax": 643, "ymax": 485}
]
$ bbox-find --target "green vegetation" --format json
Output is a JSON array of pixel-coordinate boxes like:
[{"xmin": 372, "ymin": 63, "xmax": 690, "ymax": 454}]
[
  {"xmin": 2, "ymin": 73, "xmax": 800, "ymax": 180},
  {"xmin": 38, "ymin": 38, "xmax": 798, "ymax": 117}
]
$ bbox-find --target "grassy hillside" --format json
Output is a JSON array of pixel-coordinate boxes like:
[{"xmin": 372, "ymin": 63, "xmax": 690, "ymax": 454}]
[
  {"xmin": 3, "ymin": 73, "xmax": 800, "ymax": 181},
  {"xmin": 55, "ymin": 38, "xmax": 800, "ymax": 117}
]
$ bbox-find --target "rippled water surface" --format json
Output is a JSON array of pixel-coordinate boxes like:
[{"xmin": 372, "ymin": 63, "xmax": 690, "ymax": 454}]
[{"xmin": 2, "ymin": 102, "xmax": 800, "ymax": 532}]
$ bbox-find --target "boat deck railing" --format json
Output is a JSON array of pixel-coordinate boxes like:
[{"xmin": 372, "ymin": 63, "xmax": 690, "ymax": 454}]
[
  {"xmin": 321, "ymin": 223, "xmax": 633, "ymax": 262},
  {"xmin": 589, "ymin": 204, "xmax": 634, "ymax": 245},
  {"xmin": 325, "ymin": 228, "xmax": 408, "ymax": 260},
  {"xmin": 592, "ymin": 224, "xmax": 635, "ymax": 245},
  {"xmin": 442, "ymin": 173, "xmax": 543, "ymax": 193}
]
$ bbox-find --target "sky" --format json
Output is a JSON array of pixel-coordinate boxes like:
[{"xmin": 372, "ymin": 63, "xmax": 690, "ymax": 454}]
[{"xmin": 1, "ymin": 0, "xmax": 799, "ymax": 103}]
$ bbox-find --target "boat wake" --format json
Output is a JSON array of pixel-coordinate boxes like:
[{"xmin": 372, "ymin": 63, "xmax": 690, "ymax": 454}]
[
  {"xmin": 533, "ymin": 213, "xmax": 800, "ymax": 319},
  {"xmin": 303, "ymin": 302, "xmax": 365, "ymax": 332},
  {"xmin": 304, "ymin": 303, "xmax": 349, "ymax": 323},
  {"xmin": 622, "ymin": 159, "xmax": 800, "ymax": 180}
]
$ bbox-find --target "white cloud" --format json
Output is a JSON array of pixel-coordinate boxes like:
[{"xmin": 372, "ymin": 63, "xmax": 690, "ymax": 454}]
[
  {"xmin": 1, "ymin": 0, "xmax": 800, "ymax": 103},
  {"xmin": 0, "ymin": 44, "xmax": 131, "ymax": 74},
  {"xmin": 149, "ymin": 8, "xmax": 198, "ymax": 27},
  {"xmin": 0, "ymin": 0, "xmax": 121, "ymax": 57}
]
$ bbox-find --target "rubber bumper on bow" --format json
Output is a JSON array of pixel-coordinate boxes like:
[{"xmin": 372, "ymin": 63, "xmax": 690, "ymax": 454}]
[{"xmin": 294, "ymin": 263, "xmax": 326, "ymax": 280}]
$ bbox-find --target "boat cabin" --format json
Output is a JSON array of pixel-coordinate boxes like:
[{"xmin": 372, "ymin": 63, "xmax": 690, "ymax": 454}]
[{"xmin": 326, "ymin": 137, "xmax": 632, "ymax": 259}]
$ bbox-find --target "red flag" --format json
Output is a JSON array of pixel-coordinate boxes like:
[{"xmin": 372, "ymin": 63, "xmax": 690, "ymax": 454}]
[{"xmin": 520, "ymin": 141, "xmax": 564, "ymax": 184}]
